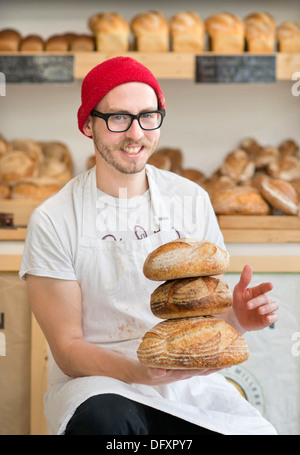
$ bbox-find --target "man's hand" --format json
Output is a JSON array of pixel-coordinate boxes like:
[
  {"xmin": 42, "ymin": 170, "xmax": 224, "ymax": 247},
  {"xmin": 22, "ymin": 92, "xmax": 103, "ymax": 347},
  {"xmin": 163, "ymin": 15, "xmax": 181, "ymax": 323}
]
[
  {"xmin": 135, "ymin": 365, "xmax": 223, "ymax": 386},
  {"xmin": 232, "ymin": 264, "xmax": 279, "ymax": 332}
]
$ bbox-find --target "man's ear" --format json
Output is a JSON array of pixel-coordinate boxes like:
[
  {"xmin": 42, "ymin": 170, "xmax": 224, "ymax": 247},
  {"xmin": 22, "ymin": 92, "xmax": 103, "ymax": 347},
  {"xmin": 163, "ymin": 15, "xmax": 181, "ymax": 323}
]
[{"xmin": 83, "ymin": 115, "xmax": 93, "ymax": 138}]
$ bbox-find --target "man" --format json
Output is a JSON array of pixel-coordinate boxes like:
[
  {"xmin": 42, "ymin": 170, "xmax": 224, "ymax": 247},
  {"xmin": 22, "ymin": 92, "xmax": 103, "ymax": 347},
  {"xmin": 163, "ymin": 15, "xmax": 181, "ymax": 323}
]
[{"xmin": 20, "ymin": 57, "xmax": 278, "ymax": 435}]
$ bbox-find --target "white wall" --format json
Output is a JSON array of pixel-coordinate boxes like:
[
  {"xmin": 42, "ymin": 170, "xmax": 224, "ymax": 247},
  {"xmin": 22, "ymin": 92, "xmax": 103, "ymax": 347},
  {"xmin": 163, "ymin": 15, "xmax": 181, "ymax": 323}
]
[{"xmin": 1, "ymin": 0, "xmax": 299, "ymax": 176}]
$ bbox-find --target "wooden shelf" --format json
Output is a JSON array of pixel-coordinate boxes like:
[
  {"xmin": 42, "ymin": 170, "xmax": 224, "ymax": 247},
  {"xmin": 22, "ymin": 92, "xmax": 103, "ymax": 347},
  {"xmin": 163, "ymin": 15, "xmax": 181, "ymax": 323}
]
[
  {"xmin": 0, "ymin": 227, "xmax": 26, "ymax": 240},
  {"xmin": 0, "ymin": 199, "xmax": 43, "ymax": 226},
  {"xmin": 75, "ymin": 51, "xmax": 300, "ymax": 81},
  {"xmin": 218, "ymin": 215, "xmax": 300, "ymax": 243},
  {"xmin": 0, "ymin": 51, "xmax": 299, "ymax": 80}
]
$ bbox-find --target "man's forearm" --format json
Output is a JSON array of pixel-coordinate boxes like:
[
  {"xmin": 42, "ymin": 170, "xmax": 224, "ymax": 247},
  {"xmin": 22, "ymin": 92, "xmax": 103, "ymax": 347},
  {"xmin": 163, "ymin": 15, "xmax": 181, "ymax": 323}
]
[{"xmin": 55, "ymin": 338, "xmax": 140, "ymax": 383}]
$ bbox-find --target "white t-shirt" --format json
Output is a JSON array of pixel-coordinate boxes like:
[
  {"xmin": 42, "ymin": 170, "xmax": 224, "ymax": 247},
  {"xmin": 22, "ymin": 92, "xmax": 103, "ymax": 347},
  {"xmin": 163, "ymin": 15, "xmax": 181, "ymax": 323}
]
[{"xmin": 96, "ymin": 188, "xmax": 160, "ymax": 241}]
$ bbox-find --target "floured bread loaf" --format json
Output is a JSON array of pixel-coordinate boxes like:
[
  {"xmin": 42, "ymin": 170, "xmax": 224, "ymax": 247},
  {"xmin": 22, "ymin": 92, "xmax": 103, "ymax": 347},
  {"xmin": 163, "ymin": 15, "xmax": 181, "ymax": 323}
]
[
  {"xmin": 137, "ymin": 316, "xmax": 249, "ymax": 369},
  {"xmin": 220, "ymin": 149, "xmax": 255, "ymax": 183},
  {"xmin": 0, "ymin": 150, "xmax": 37, "ymax": 185},
  {"xmin": 261, "ymin": 178, "xmax": 300, "ymax": 215},
  {"xmin": 143, "ymin": 239, "xmax": 230, "ymax": 281},
  {"xmin": 150, "ymin": 276, "xmax": 232, "ymax": 319},
  {"xmin": 211, "ymin": 185, "xmax": 270, "ymax": 215}
]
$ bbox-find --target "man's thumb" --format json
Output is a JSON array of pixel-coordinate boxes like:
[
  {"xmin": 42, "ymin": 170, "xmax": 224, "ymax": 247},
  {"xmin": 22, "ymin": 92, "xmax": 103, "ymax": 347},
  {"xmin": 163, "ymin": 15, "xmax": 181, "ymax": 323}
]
[{"xmin": 235, "ymin": 264, "xmax": 253, "ymax": 293}]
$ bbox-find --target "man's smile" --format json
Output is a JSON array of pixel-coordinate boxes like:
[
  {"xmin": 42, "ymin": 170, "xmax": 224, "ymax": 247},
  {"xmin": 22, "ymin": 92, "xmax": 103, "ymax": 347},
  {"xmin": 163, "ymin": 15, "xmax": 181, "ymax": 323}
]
[{"xmin": 121, "ymin": 145, "xmax": 144, "ymax": 156}]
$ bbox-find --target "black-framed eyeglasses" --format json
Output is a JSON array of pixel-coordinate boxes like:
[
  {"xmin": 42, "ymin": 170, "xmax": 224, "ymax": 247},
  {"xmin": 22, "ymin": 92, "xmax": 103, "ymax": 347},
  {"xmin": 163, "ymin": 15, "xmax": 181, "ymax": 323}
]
[{"xmin": 90, "ymin": 108, "xmax": 166, "ymax": 132}]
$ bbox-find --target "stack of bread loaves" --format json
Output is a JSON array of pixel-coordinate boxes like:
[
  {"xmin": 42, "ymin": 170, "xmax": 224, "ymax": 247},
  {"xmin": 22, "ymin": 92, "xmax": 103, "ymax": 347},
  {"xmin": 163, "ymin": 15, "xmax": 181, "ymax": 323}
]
[{"xmin": 137, "ymin": 239, "xmax": 249, "ymax": 369}]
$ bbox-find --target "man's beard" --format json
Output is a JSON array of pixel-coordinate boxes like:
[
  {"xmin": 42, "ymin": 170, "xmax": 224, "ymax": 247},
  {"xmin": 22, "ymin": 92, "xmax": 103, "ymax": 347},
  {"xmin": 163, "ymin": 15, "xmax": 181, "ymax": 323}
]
[{"xmin": 92, "ymin": 126, "xmax": 158, "ymax": 175}]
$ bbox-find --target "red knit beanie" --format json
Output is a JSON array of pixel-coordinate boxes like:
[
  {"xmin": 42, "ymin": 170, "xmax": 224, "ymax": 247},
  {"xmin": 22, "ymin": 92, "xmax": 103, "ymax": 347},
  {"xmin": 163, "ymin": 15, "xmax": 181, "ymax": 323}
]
[{"xmin": 77, "ymin": 56, "xmax": 165, "ymax": 137}]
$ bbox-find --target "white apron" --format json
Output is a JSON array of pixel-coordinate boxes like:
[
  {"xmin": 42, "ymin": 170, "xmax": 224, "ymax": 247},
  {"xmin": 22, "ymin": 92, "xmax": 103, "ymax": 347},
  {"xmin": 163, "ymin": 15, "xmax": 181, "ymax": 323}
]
[{"xmin": 45, "ymin": 166, "xmax": 277, "ymax": 435}]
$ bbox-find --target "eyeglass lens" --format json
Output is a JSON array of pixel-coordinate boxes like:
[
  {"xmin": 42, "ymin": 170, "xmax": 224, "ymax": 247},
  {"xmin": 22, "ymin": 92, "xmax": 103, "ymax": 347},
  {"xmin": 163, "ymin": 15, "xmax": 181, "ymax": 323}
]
[{"xmin": 108, "ymin": 112, "xmax": 162, "ymax": 132}]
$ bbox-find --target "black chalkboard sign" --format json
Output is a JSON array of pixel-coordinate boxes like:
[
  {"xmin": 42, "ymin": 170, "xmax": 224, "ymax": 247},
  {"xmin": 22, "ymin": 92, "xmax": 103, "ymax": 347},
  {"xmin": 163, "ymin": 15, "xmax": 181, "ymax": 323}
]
[
  {"xmin": 195, "ymin": 55, "xmax": 276, "ymax": 83},
  {"xmin": 0, "ymin": 55, "xmax": 74, "ymax": 83}
]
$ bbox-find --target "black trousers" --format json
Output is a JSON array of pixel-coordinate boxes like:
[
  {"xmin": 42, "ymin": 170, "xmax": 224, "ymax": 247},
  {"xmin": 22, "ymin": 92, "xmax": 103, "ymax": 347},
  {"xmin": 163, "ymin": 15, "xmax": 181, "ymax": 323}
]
[{"xmin": 64, "ymin": 393, "xmax": 220, "ymax": 435}]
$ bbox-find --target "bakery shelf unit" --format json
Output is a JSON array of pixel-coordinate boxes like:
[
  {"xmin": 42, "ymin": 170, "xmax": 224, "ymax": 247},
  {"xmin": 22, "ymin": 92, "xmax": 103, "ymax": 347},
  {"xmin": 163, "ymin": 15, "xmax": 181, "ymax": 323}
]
[{"xmin": 0, "ymin": 51, "xmax": 299, "ymax": 80}]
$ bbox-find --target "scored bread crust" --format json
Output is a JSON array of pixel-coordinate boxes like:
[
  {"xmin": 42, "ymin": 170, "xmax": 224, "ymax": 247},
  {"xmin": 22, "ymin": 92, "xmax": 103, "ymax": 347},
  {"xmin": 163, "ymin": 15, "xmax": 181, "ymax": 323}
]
[
  {"xmin": 143, "ymin": 239, "xmax": 230, "ymax": 281},
  {"xmin": 137, "ymin": 316, "xmax": 249, "ymax": 369},
  {"xmin": 261, "ymin": 178, "xmax": 300, "ymax": 215},
  {"xmin": 150, "ymin": 276, "xmax": 232, "ymax": 319}
]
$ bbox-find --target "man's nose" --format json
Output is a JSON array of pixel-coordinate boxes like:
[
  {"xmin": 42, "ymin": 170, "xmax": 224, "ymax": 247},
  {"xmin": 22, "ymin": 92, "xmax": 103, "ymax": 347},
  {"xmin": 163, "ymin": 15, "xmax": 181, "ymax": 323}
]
[{"xmin": 124, "ymin": 118, "xmax": 144, "ymax": 140}]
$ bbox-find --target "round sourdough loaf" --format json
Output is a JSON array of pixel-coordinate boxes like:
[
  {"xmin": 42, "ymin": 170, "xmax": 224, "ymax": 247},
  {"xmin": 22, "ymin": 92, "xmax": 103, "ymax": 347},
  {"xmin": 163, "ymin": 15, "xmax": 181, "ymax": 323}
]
[
  {"xmin": 143, "ymin": 239, "xmax": 230, "ymax": 281},
  {"xmin": 150, "ymin": 276, "xmax": 232, "ymax": 319},
  {"xmin": 137, "ymin": 316, "xmax": 249, "ymax": 369}
]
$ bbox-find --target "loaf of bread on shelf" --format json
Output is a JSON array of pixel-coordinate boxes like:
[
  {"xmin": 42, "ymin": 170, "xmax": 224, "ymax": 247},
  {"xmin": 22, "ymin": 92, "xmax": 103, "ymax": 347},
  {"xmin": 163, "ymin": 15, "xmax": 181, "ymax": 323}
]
[
  {"xmin": 203, "ymin": 175, "xmax": 236, "ymax": 197},
  {"xmin": 220, "ymin": 149, "xmax": 255, "ymax": 183},
  {"xmin": 279, "ymin": 139, "xmax": 299, "ymax": 158},
  {"xmin": 137, "ymin": 316, "xmax": 249, "ymax": 369},
  {"xmin": 39, "ymin": 141, "xmax": 73, "ymax": 171},
  {"xmin": 150, "ymin": 276, "xmax": 232, "ymax": 319},
  {"xmin": 211, "ymin": 185, "xmax": 270, "ymax": 215},
  {"xmin": 0, "ymin": 150, "xmax": 37, "ymax": 185},
  {"xmin": 181, "ymin": 169, "xmax": 206, "ymax": 185},
  {"xmin": 88, "ymin": 12, "xmax": 130, "ymax": 52},
  {"xmin": 39, "ymin": 160, "xmax": 73, "ymax": 185},
  {"xmin": 254, "ymin": 146, "xmax": 279, "ymax": 169},
  {"xmin": 245, "ymin": 172, "xmax": 268, "ymax": 192},
  {"xmin": 131, "ymin": 10, "xmax": 169, "ymax": 52},
  {"xmin": 0, "ymin": 183, "xmax": 10, "ymax": 199},
  {"xmin": 9, "ymin": 138, "xmax": 44, "ymax": 164},
  {"xmin": 20, "ymin": 35, "xmax": 44, "ymax": 52},
  {"xmin": 277, "ymin": 21, "xmax": 300, "ymax": 53},
  {"xmin": 147, "ymin": 152, "xmax": 172, "ymax": 171},
  {"xmin": 143, "ymin": 239, "xmax": 230, "ymax": 281},
  {"xmin": 154, "ymin": 147, "xmax": 183, "ymax": 173},
  {"xmin": 45, "ymin": 35, "xmax": 69, "ymax": 51},
  {"xmin": 69, "ymin": 34, "xmax": 95, "ymax": 51},
  {"xmin": 170, "ymin": 11, "xmax": 205, "ymax": 52},
  {"xmin": 261, "ymin": 177, "xmax": 300, "ymax": 215},
  {"xmin": 239, "ymin": 137, "xmax": 262, "ymax": 158},
  {"xmin": 205, "ymin": 12, "xmax": 245, "ymax": 53},
  {"xmin": 267, "ymin": 156, "xmax": 300, "ymax": 181},
  {"xmin": 0, "ymin": 29, "xmax": 21, "ymax": 51},
  {"xmin": 10, "ymin": 177, "xmax": 62, "ymax": 199},
  {"xmin": 244, "ymin": 12, "xmax": 276, "ymax": 53}
]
